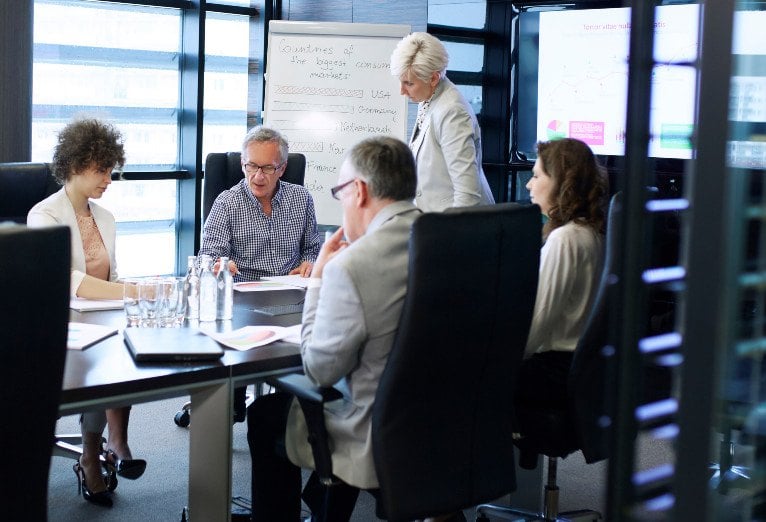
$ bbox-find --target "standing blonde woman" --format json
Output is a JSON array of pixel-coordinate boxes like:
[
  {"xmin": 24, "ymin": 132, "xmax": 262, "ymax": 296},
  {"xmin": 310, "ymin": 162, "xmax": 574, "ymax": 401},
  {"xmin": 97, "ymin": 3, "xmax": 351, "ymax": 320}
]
[
  {"xmin": 390, "ymin": 32, "xmax": 494, "ymax": 212},
  {"xmin": 28, "ymin": 118, "xmax": 146, "ymax": 507}
]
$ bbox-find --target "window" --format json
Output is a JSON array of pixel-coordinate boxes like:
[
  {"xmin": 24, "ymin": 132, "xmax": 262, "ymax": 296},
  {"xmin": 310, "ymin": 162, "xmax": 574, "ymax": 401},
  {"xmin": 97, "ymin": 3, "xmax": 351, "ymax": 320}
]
[
  {"xmin": 33, "ymin": 0, "xmax": 181, "ymax": 277},
  {"xmin": 202, "ymin": 12, "xmax": 262, "ymax": 161},
  {"xmin": 428, "ymin": 0, "xmax": 486, "ymax": 29},
  {"xmin": 428, "ymin": 0, "xmax": 486, "ymax": 118},
  {"xmin": 31, "ymin": 0, "xmax": 263, "ymax": 277}
]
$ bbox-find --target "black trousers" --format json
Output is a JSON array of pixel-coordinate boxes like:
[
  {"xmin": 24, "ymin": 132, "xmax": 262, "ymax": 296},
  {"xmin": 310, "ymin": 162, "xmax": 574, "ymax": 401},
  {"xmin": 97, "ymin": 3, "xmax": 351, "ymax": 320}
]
[
  {"xmin": 515, "ymin": 351, "xmax": 574, "ymax": 411},
  {"xmin": 247, "ymin": 392, "xmax": 360, "ymax": 522}
]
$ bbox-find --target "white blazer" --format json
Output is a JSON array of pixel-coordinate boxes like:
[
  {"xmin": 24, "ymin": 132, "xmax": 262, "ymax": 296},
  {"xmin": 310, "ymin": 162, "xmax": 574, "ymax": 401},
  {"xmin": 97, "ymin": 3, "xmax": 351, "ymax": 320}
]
[
  {"xmin": 27, "ymin": 187, "xmax": 118, "ymax": 297},
  {"xmin": 409, "ymin": 77, "xmax": 495, "ymax": 212}
]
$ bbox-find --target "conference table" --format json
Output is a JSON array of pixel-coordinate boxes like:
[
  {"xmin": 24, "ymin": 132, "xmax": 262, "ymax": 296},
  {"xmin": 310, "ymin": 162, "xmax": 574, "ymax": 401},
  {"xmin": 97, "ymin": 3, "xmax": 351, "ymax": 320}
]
[{"xmin": 61, "ymin": 287, "xmax": 306, "ymax": 521}]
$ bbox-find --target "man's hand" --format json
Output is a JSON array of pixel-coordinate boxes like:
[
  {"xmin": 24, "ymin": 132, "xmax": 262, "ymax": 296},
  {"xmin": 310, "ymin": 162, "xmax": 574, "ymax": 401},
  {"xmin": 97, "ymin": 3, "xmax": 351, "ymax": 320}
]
[
  {"xmin": 311, "ymin": 227, "xmax": 348, "ymax": 279},
  {"xmin": 213, "ymin": 258, "xmax": 239, "ymax": 277},
  {"xmin": 289, "ymin": 260, "xmax": 314, "ymax": 278}
]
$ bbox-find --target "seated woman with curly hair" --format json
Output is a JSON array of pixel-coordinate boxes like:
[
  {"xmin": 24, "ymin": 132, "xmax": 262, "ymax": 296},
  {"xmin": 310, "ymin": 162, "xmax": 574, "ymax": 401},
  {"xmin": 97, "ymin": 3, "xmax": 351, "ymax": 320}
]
[
  {"xmin": 517, "ymin": 137, "xmax": 609, "ymax": 411},
  {"xmin": 28, "ymin": 118, "xmax": 146, "ymax": 508}
]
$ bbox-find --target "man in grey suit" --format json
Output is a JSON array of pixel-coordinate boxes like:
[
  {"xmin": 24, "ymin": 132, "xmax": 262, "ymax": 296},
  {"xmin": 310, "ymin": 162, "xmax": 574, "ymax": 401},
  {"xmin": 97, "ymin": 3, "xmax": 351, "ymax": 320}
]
[{"xmin": 247, "ymin": 136, "xmax": 421, "ymax": 521}]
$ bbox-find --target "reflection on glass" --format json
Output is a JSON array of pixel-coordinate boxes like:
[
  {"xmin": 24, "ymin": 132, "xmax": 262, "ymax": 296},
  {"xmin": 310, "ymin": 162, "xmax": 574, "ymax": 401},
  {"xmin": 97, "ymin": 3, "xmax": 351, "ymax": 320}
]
[
  {"xmin": 443, "ymin": 41, "xmax": 484, "ymax": 73},
  {"xmin": 454, "ymin": 84, "xmax": 482, "ymax": 116},
  {"xmin": 428, "ymin": 0, "xmax": 486, "ymax": 29},
  {"xmin": 710, "ymin": 4, "xmax": 766, "ymax": 520}
]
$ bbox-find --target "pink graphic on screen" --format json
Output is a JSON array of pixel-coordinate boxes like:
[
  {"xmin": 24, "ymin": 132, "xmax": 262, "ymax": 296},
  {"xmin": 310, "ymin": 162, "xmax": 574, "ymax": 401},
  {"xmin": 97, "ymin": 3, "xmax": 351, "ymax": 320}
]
[{"xmin": 569, "ymin": 121, "xmax": 605, "ymax": 145}]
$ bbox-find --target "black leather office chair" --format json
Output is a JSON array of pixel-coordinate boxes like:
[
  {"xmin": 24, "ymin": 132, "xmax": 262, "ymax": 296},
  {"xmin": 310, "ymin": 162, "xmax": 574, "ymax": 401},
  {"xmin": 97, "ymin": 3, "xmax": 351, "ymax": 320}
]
[
  {"xmin": 172, "ymin": 151, "xmax": 308, "ymax": 428},
  {"xmin": 476, "ymin": 192, "xmax": 623, "ymax": 522},
  {"xmin": 0, "ymin": 162, "xmax": 92, "ymax": 467},
  {"xmin": 0, "ymin": 225, "xmax": 70, "ymax": 520},
  {"xmin": 0, "ymin": 162, "xmax": 59, "ymax": 223},
  {"xmin": 270, "ymin": 202, "xmax": 542, "ymax": 521}
]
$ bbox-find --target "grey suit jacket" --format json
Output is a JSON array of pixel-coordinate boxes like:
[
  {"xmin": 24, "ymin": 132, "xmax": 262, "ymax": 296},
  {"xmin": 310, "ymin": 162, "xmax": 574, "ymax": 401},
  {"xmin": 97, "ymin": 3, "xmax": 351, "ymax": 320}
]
[
  {"xmin": 27, "ymin": 187, "xmax": 119, "ymax": 297},
  {"xmin": 410, "ymin": 78, "xmax": 495, "ymax": 212},
  {"xmin": 285, "ymin": 200, "xmax": 421, "ymax": 489}
]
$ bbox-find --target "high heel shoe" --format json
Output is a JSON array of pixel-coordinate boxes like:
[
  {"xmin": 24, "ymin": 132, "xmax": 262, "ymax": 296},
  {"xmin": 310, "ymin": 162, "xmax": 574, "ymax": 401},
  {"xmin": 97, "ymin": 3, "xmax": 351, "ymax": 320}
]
[
  {"xmin": 73, "ymin": 461, "xmax": 113, "ymax": 507},
  {"xmin": 102, "ymin": 460, "xmax": 118, "ymax": 492},
  {"xmin": 104, "ymin": 449, "xmax": 147, "ymax": 480}
]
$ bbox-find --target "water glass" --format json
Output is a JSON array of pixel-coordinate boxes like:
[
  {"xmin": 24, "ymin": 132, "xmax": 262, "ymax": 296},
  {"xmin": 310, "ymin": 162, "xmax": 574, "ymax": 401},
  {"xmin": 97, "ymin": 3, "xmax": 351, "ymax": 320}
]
[
  {"xmin": 172, "ymin": 277, "xmax": 188, "ymax": 326},
  {"xmin": 157, "ymin": 277, "xmax": 185, "ymax": 327},
  {"xmin": 138, "ymin": 278, "xmax": 160, "ymax": 327},
  {"xmin": 123, "ymin": 278, "xmax": 141, "ymax": 327}
]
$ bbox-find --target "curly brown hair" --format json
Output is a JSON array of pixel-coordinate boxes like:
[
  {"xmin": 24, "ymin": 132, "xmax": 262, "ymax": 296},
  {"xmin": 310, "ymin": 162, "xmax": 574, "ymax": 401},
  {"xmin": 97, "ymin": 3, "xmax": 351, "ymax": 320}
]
[
  {"xmin": 51, "ymin": 118, "xmax": 125, "ymax": 184},
  {"xmin": 536, "ymin": 138, "xmax": 608, "ymax": 239}
]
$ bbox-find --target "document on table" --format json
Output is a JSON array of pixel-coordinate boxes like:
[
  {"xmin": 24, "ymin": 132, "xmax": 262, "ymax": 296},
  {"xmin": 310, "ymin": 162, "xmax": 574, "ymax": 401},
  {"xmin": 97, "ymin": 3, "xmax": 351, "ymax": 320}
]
[
  {"xmin": 70, "ymin": 297, "xmax": 124, "ymax": 311},
  {"xmin": 261, "ymin": 274, "xmax": 313, "ymax": 288},
  {"xmin": 200, "ymin": 325, "xmax": 298, "ymax": 351},
  {"xmin": 67, "ymin": 321, "xmax": 119, "ymax": 350},
  {"xmin": 233, "ymin": 281, "xmax": 299, "ymax": 292}
]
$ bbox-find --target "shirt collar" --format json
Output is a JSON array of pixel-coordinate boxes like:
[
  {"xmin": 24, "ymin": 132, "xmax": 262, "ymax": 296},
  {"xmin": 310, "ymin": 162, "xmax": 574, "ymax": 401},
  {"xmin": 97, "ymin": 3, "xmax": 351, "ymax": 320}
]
[
  {"xmin": 242, "ymin": 179, "xmax": 285, "ymax": 209},
  {"xmin": 366, "ymin": 200, "xmax": 421, "ymax": 235}
]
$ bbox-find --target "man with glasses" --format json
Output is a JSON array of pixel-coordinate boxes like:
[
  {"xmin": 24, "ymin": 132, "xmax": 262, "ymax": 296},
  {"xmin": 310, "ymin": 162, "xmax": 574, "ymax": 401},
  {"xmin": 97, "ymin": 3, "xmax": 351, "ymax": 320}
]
[
  {"xmin": 247, "ymin": 136, "xmax": 421, "ymax": 521},
  {"xmin": 199, "ymin": 126, "xmax": 321, "ymax": 281}
]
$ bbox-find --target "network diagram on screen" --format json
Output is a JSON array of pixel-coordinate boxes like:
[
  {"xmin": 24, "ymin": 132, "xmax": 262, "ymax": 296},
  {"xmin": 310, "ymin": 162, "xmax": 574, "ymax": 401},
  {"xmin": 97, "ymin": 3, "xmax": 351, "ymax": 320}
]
[{"xmin": 530, "ymin": 4, "xmax": 699, "ymax": 159}]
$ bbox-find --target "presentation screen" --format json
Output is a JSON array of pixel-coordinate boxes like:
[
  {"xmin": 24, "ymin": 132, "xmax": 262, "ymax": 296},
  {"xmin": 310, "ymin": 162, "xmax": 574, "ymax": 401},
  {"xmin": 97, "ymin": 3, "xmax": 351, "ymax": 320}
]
[{"xmin": 516, "ymin": 3, "xmax": 700, "ymax": 161}]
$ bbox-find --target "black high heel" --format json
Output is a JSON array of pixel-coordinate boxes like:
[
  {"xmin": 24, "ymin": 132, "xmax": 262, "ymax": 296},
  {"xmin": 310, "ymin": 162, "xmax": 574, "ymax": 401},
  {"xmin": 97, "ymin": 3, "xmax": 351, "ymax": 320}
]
[
  {"xmin": 105, "ymin": 449, "xmax": 147, "ymax": 480},
  {"xmin": 102, "ymin": 460, "xmax": 118, "ymax": 492},
  {"xmin": 73, "ymin": 461, "xmax": 113, "ymax": 507}
]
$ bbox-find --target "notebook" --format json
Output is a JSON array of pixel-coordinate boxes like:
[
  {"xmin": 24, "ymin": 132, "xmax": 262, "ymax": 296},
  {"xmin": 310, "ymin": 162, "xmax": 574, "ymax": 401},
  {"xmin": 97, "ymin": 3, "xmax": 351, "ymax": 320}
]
[{"xmin": 123, "ymin": 327, "xmax": 225, "ymax": 362}]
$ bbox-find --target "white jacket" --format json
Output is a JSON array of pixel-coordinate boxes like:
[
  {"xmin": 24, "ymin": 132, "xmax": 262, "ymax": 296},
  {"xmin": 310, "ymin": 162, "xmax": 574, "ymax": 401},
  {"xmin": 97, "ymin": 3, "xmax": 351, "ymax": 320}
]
[
  {"xmin": 27, "ymin": 187, "xmax": 118, "ymax": 297},
  {"xmin": 409, "ymin": 77, "xmax": 495, "ymax": 212}
]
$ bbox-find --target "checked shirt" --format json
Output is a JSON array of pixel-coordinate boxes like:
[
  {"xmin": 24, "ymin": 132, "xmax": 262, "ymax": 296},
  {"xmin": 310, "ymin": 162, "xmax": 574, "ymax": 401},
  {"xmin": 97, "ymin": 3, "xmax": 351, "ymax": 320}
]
[{"xmin": 199, "ymin": 179, "xmax": 321, "ymax": 282}]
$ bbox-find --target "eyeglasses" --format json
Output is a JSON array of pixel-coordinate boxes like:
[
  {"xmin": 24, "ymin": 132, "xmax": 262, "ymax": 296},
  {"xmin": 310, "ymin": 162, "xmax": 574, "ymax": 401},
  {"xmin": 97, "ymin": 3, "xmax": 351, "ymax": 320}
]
[
  {"xmin": 242, "ymin": 161, "xmax": 285, "ymax": 176},
  {"xmin": 330, "ymin": 179, "xmax": 356, "ymax": 200}
]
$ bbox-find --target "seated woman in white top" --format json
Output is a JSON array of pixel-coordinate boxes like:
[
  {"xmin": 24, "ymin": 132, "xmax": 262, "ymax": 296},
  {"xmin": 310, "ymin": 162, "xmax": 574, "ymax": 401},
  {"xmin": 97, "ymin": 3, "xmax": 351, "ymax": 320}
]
[
  {"xmin": 28, "ymin": 118, "xmax": 145, "ymax": 508},
  {"xmin": 516, "ymin": 137, "xmax": 609, "ymax": 411}
]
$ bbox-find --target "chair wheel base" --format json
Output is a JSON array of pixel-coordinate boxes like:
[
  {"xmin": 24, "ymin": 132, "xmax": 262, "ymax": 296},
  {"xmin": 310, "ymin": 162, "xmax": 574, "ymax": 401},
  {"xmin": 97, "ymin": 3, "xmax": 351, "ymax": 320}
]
[
  {"xmin": 174, "ymin": 402, "xmax": 191, "ymax": 427},
  {"xmin": 476, "ymin": 504, "xmax": 602, "ymax": 521}
]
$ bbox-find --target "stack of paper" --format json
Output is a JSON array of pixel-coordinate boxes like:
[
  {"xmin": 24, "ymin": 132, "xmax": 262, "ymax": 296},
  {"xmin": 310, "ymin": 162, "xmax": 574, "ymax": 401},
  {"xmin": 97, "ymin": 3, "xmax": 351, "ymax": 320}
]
[
  {"xmin": 67, "ymin": 322, "xmax": 118, "ymax": 350},
  {"xmin": 261, "ymin": 274, "xmax": 313, "ymax": 288},
  {"xmin": 233, "ymin": 274, "xmax": 312, "ymax": 292},
  {"xmin": 70, "ymin": 298, "xmax": 124, "ymax": 311},
  {"xmin": 200, "ymin": 325, "xmax": 300, "ymax": 351}
]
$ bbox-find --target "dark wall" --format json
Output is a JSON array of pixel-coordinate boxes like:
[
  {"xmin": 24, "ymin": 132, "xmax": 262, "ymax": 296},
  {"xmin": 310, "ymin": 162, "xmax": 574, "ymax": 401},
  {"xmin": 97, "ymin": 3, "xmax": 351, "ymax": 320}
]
[{"xmin": 0, "ymin": 0, "xmax": 33, "ymax": 162}]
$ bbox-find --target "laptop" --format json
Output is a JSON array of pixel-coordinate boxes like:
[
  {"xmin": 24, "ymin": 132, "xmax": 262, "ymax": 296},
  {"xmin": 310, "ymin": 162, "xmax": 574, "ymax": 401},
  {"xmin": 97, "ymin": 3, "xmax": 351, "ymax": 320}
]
[{"xmin": 124, "ymin": 327, "xmax": 225, "ymax": 362}]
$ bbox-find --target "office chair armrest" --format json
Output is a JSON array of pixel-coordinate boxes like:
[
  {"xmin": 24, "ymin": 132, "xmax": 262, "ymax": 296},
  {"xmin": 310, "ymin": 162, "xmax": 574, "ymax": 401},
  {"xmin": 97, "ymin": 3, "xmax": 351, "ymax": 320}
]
[
  {"xmin": 266, "ymin": 373, "xmax": 343, "ymax": 485},
  {"xmin": 267, "ymin": 373, "xmax": 343, "ymax": 403}
]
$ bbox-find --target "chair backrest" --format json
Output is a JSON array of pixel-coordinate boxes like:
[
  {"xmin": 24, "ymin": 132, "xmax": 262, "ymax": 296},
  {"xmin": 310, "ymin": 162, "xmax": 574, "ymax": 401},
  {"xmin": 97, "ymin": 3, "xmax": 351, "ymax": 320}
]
[
  {"xmin": 0, "ymin": 224, "xmax": 70, "ymax": 520},
  {"xmin": 202, "ymin": 151, "xmax": 306, "ymax": 221},
  {"xmin": 568, "ymin": 191, "xmax": 622, "ymax": 464},
  {"xmin": 371, "ymin": 203, "xmax": 541, "ymax": 522},
  {"xmin": 0, "ymin": 162, "xmax": 60, "ymax": 223}
]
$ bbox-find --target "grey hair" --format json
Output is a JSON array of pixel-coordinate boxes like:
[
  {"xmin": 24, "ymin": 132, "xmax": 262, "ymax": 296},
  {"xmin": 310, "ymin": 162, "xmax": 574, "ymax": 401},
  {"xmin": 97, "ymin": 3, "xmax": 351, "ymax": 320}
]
[
  {"xmin": 389, "ymin": 32, "xmax": 449, "ymax": 82},
  {"xmin": 242, "ymin": 126, "xmax": 289, "ymax": 163},
  {"xmin": 344, "ymin": 136, "xmax": 416, "ymax": 201}
]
